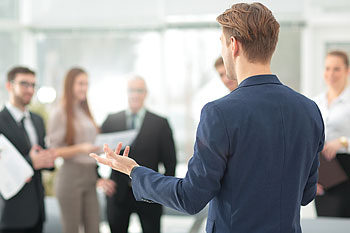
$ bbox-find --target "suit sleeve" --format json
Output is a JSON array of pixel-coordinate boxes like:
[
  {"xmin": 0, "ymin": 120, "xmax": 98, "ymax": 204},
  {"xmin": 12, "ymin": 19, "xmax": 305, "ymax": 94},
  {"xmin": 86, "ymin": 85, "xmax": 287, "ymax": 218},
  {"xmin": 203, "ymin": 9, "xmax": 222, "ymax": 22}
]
[
  {"xmin": 131, "ymin": 103, "xmax": 230, "ymax": 214},
  {"xmin": 301, "ymin": 153, "xmax": 319, "ymax": 206},
  {"xmin": 301, "ymin": 113, "xmax": 325, "ymax": 206},
  {"xmin": 100, "ymin": 115, "xmax": 112, "ymax": 133},
  {"xmin": 159, "ymin": 119, "xmax": 177, "ymax": 176}
]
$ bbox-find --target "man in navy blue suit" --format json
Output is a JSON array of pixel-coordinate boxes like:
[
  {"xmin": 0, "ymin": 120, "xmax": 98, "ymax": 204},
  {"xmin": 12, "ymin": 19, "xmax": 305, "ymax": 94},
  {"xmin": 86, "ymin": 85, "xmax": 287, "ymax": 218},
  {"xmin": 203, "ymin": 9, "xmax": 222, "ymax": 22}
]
[{"xmin": 92, "ymin": 2, "xmax": 325, "ymax": 232}]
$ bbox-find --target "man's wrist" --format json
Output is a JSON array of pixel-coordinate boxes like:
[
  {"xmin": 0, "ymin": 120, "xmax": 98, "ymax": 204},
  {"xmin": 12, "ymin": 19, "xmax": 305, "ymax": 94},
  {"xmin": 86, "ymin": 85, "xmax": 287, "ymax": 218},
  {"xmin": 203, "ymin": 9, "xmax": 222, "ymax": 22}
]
[{"xmin": 129, "ymin": 165, "xmax": 140, "ymax": 179}]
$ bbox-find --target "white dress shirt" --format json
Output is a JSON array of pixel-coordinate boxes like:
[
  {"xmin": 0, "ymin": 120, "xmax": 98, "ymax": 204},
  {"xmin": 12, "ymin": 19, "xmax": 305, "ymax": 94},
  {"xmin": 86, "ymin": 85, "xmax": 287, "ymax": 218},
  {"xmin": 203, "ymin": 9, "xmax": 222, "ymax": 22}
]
[
  {"xmin": 314, "ymin": 88, "xmax": 350, "ymax": 153},
  {"xmin": 6, "ymin": 102, "xmax": 38, "ymax": 146},
  {"xmin": 126, "ymin": 107, "xmax": 146, "ymax": 130}
]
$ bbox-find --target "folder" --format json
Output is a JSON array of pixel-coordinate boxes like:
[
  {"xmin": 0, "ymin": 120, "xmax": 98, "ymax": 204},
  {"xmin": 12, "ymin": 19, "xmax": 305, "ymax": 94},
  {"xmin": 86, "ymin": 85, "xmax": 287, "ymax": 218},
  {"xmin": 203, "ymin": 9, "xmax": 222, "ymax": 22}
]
[
  {"xmin": 0, "ymin": 135, "xmax": 34, "ymax": 199},
  {"xmin": 318, "ymin": 153, "xmax": 348, "ymax": 190}
]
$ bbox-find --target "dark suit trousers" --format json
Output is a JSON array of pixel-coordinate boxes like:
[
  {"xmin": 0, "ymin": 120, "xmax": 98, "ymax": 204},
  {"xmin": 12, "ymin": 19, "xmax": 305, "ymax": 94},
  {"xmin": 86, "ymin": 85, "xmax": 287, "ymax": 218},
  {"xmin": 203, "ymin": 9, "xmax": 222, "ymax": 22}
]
[
  {"xmin": 0, "ymin": 220, "xmax": 43, "ymax": 233},
  {"xmin": 315, "ymin": 154, "xmax": 350, "ymax": 217},
  {"xmin": 107, "ymin": 186, "xmax": 162, "ymax": 233}
]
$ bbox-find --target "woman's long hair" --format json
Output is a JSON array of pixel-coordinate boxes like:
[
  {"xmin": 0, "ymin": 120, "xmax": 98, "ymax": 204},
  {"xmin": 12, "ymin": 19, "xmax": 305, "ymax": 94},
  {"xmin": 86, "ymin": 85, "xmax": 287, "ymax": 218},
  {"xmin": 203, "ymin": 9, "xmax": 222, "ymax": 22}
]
[{"xmin": 62, "ymin": 67, "xmax": 98, "ymax": 145}]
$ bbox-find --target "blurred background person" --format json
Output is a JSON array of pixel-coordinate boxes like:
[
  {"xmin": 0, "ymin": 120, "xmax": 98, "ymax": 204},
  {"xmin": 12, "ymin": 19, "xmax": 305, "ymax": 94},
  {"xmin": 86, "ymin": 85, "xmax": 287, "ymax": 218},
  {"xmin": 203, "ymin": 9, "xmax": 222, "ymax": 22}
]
[
  {"xmin": 188, "ymin": 56, "xmax": 239, "ymax": 233},
  {"xmin": 192, "ymin": 56, "xmax": 238, "ymax": 126},
  {"xmin": 101, "ymin": 76, "xmax": 177, "ymax": 233},
  {"xmin": 0, "ymin": 66, "xmax": 56, "ymax": 233},
  {"xmin": 47, "ymin": 67, "xmax": 115, "ymax": 233},
  {"xmin": 314, "ymin": 50, "xmax": 350, "ymax": 217},
  {"xmin": 214, "ymin": 56, "xmax": 238, "ymax": 92}
]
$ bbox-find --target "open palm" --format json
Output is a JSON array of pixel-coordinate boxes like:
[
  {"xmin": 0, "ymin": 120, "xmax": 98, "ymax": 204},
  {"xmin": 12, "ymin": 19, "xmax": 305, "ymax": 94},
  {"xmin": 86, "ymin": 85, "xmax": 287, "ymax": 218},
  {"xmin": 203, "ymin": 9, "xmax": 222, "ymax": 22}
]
[{"xmin": 90, "ymin": 142, "xmax": 139, "ymax": 176}]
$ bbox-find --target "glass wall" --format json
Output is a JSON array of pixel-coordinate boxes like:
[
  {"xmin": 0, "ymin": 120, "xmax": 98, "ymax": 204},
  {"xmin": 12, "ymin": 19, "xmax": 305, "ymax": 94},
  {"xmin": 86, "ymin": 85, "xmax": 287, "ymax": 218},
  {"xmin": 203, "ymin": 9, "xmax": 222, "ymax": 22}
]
[
  {"xmin": 33, "ymin": 28, "xmax": 225, "ymax": 162},
  {"xmin": 29, "ymin": 24, "xmax": 302, "ymax": 163},
  {"xmin": 0, "ymin": 0, "xmax": 19, "ymax": 20},
  {"xmin": 0, "ymin": 0, "xmax": 305, "ymax": 163},
  {"xmin": 0, "ymin": 31, "xmax": 20, "ymax": 106},
  {"xmin": 0, "ymin": 0, "xmax": 20, "ymax": 106},
  {"xmin": 0, "ymin": 23, "xmax": 303, "ymax": 163}
]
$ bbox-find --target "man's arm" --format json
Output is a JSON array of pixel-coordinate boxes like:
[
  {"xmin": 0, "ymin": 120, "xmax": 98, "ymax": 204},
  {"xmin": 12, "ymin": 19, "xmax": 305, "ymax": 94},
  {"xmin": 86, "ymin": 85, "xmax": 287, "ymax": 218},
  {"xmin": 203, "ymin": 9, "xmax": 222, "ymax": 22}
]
[
  {"xmin": 301, "ymin": 153, "xmax": 319, "ymax": 206},
  {"xmin": 92, "ymin": 103, "xmax": 230, "ymax": 214},
  {"xmin": 301, "ymin": 117, "xmax": 325, "ymax": 206}
]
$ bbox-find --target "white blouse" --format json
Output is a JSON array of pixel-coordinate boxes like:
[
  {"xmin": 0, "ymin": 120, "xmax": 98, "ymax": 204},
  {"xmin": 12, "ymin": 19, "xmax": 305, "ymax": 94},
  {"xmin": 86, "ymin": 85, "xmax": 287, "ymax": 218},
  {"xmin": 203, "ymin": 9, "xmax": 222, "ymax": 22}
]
[
  {"xmin": 47, "ymin": 104, "xmax": 98, "ymax": 164},
  {"xmin": 314, "ymin": 88, "xmax": 350, "ymax": 153}
]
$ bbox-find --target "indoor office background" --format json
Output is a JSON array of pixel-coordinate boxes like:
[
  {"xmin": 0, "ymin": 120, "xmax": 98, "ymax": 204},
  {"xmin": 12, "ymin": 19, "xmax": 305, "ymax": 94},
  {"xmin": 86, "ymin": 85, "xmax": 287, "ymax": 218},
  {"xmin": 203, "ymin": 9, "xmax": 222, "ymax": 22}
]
[{"xmin": 1, "ymin": 0, "xmax": 350, "ymax": 232}]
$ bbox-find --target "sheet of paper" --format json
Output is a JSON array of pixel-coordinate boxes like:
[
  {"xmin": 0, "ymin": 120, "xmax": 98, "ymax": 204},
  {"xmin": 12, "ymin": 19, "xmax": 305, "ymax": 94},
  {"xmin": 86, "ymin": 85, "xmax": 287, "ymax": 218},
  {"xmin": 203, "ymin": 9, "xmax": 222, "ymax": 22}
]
[
  {"xmin": 0, "ymin": 134, "xmax": 34, "ymax": 200},
  {"xmin": 95, "ymin": 129, "xmax": 139, "ymax": 150}
]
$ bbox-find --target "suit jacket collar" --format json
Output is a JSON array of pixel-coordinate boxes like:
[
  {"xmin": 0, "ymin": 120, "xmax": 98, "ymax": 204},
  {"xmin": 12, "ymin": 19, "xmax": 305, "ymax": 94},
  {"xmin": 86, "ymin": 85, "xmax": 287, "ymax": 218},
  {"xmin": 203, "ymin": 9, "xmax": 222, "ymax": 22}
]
[
  {"xmin": 0, "ymin": 107, "xmax": 32, "ymax": 153},
  {"xmin": 238, "ymin": 74, "xmax": 282, "ymax": 89},
  {"xmin": 1, "ymin": 106, "xmax": 21, "ymax": 128},
  {"xmin": 1, "ymin": 107, "xmax": 42, "ymax": 146},
  {"xmin": 5, "ymin": 102, "xmax": 30, "ymax": 123}
]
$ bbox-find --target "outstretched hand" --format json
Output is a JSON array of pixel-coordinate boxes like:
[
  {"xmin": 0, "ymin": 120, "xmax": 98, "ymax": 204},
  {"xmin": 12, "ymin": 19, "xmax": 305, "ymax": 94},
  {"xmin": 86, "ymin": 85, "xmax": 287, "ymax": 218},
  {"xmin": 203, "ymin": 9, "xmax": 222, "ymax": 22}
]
[{"xmin": 90, "ymin": 143, "xmax": 139, "ymax": 176}]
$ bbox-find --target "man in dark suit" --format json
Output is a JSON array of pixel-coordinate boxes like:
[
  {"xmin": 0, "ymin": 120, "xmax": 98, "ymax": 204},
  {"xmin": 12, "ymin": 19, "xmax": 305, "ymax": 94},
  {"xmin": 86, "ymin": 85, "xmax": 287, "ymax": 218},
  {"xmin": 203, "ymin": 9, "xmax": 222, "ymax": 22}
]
[
  {"xmin": 92, "ymin": 3, "xmax": 324, "ymax": 233},
  {"xmin": 100, "ymin": 76, "xmax": 176, "ymax": 233},
  {"xmin": 0, "ymin": 67, "xmax": 56, "ymax": 233}
]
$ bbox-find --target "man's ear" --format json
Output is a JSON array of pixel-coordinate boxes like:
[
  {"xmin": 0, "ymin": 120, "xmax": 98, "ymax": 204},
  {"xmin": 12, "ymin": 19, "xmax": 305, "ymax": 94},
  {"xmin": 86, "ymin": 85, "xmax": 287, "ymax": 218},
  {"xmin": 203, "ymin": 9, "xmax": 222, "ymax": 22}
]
[
  {"xmin": 5, "ymin": 81, "xmax": 11, "ymax": 92},
  {"xmin": 230, "ymin": 36, "xmax": 239, "ymax": 56}
]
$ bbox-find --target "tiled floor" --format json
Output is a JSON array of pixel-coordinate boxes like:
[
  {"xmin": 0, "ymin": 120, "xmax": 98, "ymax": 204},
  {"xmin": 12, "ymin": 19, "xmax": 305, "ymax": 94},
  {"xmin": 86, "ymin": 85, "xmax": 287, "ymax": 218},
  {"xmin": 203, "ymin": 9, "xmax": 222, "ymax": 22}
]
[
  {"xmin": 100, "ymin": 202, "xmax": 316, "ymax": 233},
  {"xmin": 46, "ymin": 198, "xmax": 350, "ymax": 233},
  {"xmin": 45, "ymin": 162, "xmax": 347, "ymax": 233},
  {"xmin": 100, "ymin": 214, "xmax": 205, "ymax": 233}
]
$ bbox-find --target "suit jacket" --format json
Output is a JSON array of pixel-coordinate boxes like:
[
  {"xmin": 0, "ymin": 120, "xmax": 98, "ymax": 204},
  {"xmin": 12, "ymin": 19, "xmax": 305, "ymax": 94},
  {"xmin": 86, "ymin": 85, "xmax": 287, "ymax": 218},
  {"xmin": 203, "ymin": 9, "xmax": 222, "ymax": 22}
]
[
  {"xmin": 0, "ymin": 107, "xmax": 47, "ymax": 229},
  {"xmin": 101, "ymin": 110, "xmax": 176, "ymax": 203},
  {"xmin": 131, "ymin": 75, "xmax": 325, "ymax": 233}
]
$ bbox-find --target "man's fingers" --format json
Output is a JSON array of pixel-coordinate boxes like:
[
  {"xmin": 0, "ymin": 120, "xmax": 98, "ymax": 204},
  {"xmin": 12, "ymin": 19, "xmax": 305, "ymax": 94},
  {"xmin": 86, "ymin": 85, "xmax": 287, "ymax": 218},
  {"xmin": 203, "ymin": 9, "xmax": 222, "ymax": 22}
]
[
  {"xmin": 32, "ymin": 144, "xmax": 42, "ymax": 151},
  {"xmin": 114, "ymin": 143, "xmax": 123, "ymax": 155},
  {"xmin": 89, "ymin": 153, "xmax": 100, "ymax": 160},
  {"xmin": 123, "ymin": 146, "xmax": 130, "ymax": 157},
  {"xmin": 90, "ymin": 153, "xmax": 112, "ymax": 166},
  {"xmin": 104, "ymin": 144, "xmax": 118, "ymax": 160}
]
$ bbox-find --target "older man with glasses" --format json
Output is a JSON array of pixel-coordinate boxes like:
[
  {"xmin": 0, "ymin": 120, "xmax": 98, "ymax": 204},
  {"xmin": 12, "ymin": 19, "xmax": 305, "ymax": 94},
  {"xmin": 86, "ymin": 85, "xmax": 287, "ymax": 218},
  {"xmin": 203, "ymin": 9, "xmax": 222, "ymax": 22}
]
[{"xmin": 100, "ymin": 75, "xmax": 177, "ymax": 233}]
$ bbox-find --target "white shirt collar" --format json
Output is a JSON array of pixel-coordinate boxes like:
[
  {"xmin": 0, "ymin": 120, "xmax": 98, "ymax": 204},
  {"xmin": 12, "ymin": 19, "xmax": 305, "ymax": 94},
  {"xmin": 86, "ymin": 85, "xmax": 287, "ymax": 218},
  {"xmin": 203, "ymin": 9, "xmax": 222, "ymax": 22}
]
[
  {"xmin": 316, "ymin": 88, "xmax": 350, "ymax": 107},
  {"xmin": 5, "ymin": 102, "xmax": 30, "ymax": 123},
  {"xmin": 336, "ymin": 88, "xmax": 350, "ymax": 103},
  {"xmin": 126, "ymin": 107, "xmax": 146, "ymax": 117}
]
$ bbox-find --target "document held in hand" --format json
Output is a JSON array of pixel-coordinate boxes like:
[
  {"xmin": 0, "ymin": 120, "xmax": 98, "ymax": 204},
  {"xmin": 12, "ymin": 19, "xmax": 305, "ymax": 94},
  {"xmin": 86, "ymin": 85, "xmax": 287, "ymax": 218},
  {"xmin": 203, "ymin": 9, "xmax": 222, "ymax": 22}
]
[
  {"xmin": 0, "ymin": 134, "xmax": 34, "ymax": 200},
  {"xmin": 95, "ymin": 129, "xmax": 139, "ymax": 150}
]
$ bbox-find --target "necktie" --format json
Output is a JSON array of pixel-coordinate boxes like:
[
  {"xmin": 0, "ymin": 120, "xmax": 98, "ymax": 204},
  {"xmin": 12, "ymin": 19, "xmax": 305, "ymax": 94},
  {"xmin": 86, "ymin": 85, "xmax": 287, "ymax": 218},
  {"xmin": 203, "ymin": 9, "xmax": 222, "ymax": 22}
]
[
  {"xmin": 130, "ymin": 114, "xmax": 136, "ymax": 129},
  {"xmin": 19, "ymin": 116, "xmax": 32, "ymax": 148}
]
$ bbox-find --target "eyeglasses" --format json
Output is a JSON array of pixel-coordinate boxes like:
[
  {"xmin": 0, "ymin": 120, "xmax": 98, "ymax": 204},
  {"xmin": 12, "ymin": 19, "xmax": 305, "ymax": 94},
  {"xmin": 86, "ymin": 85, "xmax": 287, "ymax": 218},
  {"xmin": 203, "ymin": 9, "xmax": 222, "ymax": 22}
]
[
  {"xmin": 11, "ymin": 81, "xmax": 36, "ymax": 89},
  {"xmin": 128, "ymin": 88, "xmax": 146, "ymax": 94}
]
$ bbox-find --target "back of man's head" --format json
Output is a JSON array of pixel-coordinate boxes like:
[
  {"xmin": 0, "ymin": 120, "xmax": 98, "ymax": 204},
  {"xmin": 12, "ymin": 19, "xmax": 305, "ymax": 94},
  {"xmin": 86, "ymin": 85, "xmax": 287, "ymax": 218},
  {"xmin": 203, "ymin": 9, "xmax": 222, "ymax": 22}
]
[{"xmin": 216, "ymin": 2, "xmax": 280, "ymax": 64}]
